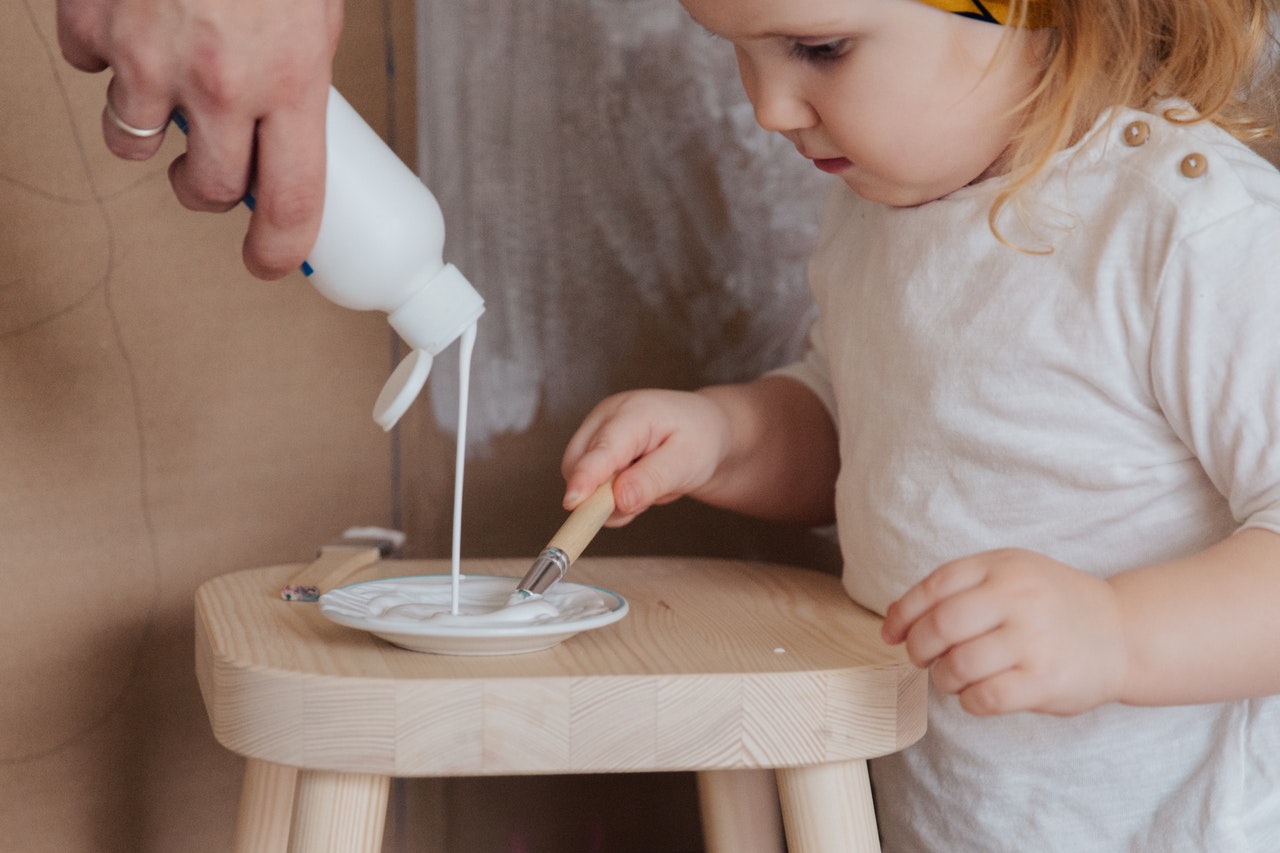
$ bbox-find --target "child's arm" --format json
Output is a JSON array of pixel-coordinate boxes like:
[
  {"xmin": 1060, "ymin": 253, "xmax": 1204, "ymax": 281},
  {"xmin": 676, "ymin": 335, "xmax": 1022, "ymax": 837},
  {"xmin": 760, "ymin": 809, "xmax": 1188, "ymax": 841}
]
[
  {"xmin": 880, "ymin": 527, "xmax": 1280, "ymax": 716},
  {"xmin": 1108, "ymin": 528, "xmax": 1280, "ymax": 706},
  {"xmin": 561, "ymin": 374, "xmax": 839, "ymax": 527}
]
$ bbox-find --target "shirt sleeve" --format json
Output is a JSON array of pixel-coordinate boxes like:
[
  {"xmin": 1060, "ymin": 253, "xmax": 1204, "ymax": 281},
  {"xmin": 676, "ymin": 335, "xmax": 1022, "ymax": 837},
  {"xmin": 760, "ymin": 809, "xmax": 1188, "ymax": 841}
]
[
  {"xmin": 1149, "ymin": 198, "xmax": 1280, "ymax": 535},
  {"xmin": 765, "ymin": 182, "xmax": 848, "ymax": 423},
  {"xmin": 768, "ymin": 315, "xmax": 838, "ymax": 422}
]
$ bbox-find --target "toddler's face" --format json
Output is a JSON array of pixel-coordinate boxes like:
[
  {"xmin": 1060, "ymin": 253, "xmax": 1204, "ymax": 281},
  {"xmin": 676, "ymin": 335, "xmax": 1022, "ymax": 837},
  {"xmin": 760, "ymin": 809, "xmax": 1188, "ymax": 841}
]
[{"xmin": 680, "ymin": 0, "xmax": 1049, "ymax": 206}]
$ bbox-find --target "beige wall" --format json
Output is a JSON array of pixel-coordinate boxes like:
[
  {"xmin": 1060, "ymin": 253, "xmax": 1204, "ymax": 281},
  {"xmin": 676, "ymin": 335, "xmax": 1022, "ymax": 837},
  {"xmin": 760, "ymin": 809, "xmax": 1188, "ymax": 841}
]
[
  {"xmin": 0, "ymin": 0, "xmax": 835, "ymax": 850},
  {"xmin": 1, "ymin": 1, "xmax": 396, "ymax": 850}
]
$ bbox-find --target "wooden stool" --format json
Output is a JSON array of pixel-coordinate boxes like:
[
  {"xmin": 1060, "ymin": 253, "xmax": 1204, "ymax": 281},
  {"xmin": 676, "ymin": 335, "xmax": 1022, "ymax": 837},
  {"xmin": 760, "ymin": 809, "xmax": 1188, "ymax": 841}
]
[{"xmin": 195, "ymin": 557, "xmax": 926, "ymax": 852}]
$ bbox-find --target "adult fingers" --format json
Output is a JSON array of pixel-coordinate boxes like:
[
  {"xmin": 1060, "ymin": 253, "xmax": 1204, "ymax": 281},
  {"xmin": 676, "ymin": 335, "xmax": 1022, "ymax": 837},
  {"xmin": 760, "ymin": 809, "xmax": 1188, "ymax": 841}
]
[
  {"xmin": 56, "ymin": 0, "xmax": 108, "ymax": 72},
  {"xmin": 102, "ymin": 75, "xmax": 173, "ymax": 161},
  {"xmin": 167, "ymin": 101, "xmax": 256, "ymax": 216},
  {"xmin": 239, "ymin": 83, "xmax": 331, "ymax": 279}
]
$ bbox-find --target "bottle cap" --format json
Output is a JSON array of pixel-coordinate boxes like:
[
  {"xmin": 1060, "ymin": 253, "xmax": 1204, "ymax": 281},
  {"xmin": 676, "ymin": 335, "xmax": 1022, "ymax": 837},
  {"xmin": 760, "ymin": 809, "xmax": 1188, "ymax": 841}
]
[
  {"xmin": 372, "ymin": 264, "xmax": 484, "ymax": 431},
  {"xmin": 387, "ymin": 263, "xmax": 484, "ymax": 354},
  {"xmin": 373, "ymin": 348, "xmax": 433, "ymax": 431}
]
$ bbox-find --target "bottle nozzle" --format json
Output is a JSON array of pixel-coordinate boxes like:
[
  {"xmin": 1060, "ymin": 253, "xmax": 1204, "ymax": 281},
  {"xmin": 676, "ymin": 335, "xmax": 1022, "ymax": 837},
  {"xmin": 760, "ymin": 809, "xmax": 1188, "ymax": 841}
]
[
  {"xmin": 387, "ymin": 264, "xmax": 485, "ymax": 355},
  {"xmin": 371, "ymin": 264, "xmax": 484, "ymax": 430}
]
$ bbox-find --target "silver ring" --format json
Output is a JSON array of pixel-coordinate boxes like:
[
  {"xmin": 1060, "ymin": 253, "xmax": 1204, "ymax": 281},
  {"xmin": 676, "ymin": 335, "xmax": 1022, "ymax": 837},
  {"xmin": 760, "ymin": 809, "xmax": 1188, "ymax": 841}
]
[{"xmin": 104, "ymin": 83, "xmax": 170, "ymax": 138}]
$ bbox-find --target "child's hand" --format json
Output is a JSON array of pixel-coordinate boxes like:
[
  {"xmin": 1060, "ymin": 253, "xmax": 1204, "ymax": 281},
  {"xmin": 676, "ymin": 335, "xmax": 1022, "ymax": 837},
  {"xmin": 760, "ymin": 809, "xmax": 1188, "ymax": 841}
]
[
  {"xmin": 881, "ymin": 549, "xmax": 1129, "ymax": 717},
  {"xmin": 561, "ymin": 389, "xmax": 734, "ymax": 525}
]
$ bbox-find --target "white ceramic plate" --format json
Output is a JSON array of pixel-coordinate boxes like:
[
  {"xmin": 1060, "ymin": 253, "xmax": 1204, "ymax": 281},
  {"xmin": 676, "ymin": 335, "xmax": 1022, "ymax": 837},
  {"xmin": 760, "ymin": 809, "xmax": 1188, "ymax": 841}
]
[{"xmin": 318, "ymin": 574, "xmax": 628, "ymax": 655}]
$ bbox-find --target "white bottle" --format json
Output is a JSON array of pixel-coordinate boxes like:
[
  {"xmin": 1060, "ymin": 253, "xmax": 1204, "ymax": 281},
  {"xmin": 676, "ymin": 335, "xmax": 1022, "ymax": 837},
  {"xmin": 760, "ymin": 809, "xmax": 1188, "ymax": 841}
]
[{"xmin": 304, "ymin": 87, "xmax": 485, "ymax": 430}]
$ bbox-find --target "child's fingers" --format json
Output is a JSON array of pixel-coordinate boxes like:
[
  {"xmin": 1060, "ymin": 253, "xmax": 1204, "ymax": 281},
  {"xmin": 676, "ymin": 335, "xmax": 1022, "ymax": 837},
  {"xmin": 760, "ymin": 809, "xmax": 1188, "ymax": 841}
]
[
  {"xmin": 956, "ymin": 668, "xmax": 1041, "ymax": 717},
  {"xmin": 928, "ymin": 627, "xmax": 1020, "ymax": 697},
  {"xmin": 560, "ymin": 400, "xmax": 617, "ymax": 475},
  {"xmin": 561, "ymin": 388, "xmax": 717, "ymax": 523},
  {"xmin": 564, "ymin": 427, "xmax": 707, "ymax": 523},
  {"xmin": 881, "ymin": 557, "xmax": 989, "ymax": 644},
  {"xmin": 897, "ymin": 586, "xmax": 1005, "ymax": 670},
  {"xmin": 561, "ymin": 395, "xmax": 655, "ymax": 470},
  {"xmin": 610, "ymin": 440, "xmax": 701, "ymax": 517},
  {"xmin": 563, "ymin": 446, "xmax": 626, "ymax": 511},
  {"xmin": 561, "ymin": 402, "xmax": 642, "ymax": 507},
  {"xmin": 563, "ymin": 448, "xmax": 667, "ymax": 525}
]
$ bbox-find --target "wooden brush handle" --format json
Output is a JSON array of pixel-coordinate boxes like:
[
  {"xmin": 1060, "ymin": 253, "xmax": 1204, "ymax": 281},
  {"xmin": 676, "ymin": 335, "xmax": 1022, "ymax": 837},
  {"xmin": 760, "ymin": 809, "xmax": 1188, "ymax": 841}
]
[
  {"xmin": 280, "ymin": 528, "xmax": 405, "ymax": 601},
  {"xmin": 280, "ymin": 546, "xmax": 382, "ymax": 601},
  {"xmin": 547, "ymin": 478, "xmax": 616, "ymax": 564}
]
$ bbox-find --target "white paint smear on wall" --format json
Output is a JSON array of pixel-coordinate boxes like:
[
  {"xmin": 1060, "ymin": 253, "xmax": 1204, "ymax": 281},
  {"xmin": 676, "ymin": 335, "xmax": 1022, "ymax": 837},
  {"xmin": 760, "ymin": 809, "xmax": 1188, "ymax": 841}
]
[{"xmin": 417, "ymin": 0, "xmax": 829, "ymax": 449}]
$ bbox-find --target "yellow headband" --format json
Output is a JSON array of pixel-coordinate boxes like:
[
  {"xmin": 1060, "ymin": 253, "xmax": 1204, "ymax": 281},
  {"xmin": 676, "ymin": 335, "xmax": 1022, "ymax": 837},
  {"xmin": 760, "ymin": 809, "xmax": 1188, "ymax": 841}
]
[{"xmin": 918, "ymin": 0, "xmax": 1053, "ymax": 28}]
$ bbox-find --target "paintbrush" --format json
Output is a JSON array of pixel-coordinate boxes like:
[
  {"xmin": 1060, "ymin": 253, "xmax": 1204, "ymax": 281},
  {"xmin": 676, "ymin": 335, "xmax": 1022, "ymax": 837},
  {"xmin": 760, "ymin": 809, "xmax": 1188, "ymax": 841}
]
[
  {"xmin": 508, "ymin": 478, "xmax": 616, "ymax": 604},
  {"xmin": 280, "ymin": 526, "xmax": 407, "ymax": 601}
]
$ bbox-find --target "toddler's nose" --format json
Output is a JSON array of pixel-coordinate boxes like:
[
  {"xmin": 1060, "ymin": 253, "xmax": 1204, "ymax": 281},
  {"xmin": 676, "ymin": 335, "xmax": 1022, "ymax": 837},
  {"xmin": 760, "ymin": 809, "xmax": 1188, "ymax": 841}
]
[
  {"xmin": 751, "ymin": 86, "xmax": 817, "ymax": 134},
  {"xmin": 737, "ymin": 54, "xmax": 818, "ymax": 134}
]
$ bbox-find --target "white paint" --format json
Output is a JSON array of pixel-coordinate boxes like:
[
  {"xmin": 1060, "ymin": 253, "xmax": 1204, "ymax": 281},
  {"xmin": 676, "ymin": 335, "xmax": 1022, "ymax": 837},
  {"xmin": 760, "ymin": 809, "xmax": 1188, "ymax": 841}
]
[
  {"xmin": 318, "ymin": 575, "xmax": 628, "ymax": 655},
  {"xmin": 450, "ymin": 321, "xmax": 476, "ymax": 614},
  {"xmin": 447, "ymin": 322, "xmax": 570, "ymax": 624},
  {"xmin": 321, "ymin": 575, "xmax": 616, "ymax": 627},
  {"xmin": 385, "ymin": 591, "xmax": 561, "ymax": 625}
]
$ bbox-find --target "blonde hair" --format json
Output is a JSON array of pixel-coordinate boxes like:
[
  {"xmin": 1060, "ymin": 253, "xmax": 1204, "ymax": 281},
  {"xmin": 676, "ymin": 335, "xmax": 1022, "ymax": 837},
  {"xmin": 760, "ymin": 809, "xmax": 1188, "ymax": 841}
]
[{"xmin": 994, "ymin": 0, "xmax": 1279, "ymax": 235}]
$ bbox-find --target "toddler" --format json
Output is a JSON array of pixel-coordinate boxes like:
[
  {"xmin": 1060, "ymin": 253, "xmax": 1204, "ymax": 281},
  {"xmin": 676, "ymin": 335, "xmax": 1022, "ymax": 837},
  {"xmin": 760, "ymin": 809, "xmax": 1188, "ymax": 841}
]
[{"xmin": 562, "ymin": 0, "xmax": 1280, "ymax": 849}]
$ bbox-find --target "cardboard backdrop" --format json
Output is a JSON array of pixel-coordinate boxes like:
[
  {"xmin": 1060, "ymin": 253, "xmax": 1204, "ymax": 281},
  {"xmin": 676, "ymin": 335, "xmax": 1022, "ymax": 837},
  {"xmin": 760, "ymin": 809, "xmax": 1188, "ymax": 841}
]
[{"xmin": 0, "ymin": 0, "xmax": 833, "ymax": 850}]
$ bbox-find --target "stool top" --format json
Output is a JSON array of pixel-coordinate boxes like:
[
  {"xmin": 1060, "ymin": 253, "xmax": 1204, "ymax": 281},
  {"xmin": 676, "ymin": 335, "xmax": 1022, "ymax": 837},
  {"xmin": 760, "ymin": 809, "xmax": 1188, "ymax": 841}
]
[{"xmin": 196, "ymin": 557, "xmax": 926, "ymax": 777}]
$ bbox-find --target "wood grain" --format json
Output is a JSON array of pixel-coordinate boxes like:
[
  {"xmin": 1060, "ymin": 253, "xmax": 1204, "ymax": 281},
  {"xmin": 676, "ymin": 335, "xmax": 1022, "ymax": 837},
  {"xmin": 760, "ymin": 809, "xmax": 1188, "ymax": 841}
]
[
  {"xmin": 288, "ymin": 770, "xmax": 390, "ymax": 853},
  {"xmin": 696, "ymin": 769, "xmax": 785, "ymax": 853},
  {"xmin": 196, "ymin": 557, "xmax": 926, "ymax": 778},
  {"xmin": 778, "ymin": 759, "xmax": 880, "ymax": 852},
  {"xmin": 233, "ymin": 759, "xmax": 297, "ymax": 853}
]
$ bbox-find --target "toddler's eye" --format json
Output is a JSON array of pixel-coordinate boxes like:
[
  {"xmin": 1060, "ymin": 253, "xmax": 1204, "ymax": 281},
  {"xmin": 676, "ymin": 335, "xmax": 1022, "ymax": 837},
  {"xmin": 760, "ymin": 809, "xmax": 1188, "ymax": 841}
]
[{"xmin": 789, "ymin": 39, "xmax": 851, "ymax": 64}]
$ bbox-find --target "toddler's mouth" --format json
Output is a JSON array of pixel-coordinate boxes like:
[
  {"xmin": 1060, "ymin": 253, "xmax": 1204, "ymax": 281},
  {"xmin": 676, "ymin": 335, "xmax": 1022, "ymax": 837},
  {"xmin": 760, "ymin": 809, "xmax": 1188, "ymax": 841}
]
[{"xmin": 812, "ymin": 157, "xmax": 852, "ymax": 174}]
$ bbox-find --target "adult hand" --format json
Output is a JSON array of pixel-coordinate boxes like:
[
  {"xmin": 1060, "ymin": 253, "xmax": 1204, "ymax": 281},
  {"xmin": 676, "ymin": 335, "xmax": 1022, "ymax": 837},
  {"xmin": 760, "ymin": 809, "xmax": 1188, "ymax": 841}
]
[
  {"xmin": 57, "ymin": 0, "xmax": 344, "ymax": 278},
  {"xmin": 881, "ymin": 549, "xmax": 1129, "ymax": 717}
]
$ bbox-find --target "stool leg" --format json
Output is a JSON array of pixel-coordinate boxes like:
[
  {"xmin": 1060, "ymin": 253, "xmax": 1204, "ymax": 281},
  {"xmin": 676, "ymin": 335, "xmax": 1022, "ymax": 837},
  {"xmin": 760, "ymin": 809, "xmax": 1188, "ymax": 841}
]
[
  {"xmin": 776, "ymin": 759, "xmax": 880, "ymax": 853},
  {"xmin": 288, "ymin": 770, "xmax": 391, "ymax": 853},
  {"xmin": 234, "ymin": 759, "xmax": 298, "ymax": 853},
  {"xmin": 696, "ymin": 769, "xmax": 785, "ymax": 853}
]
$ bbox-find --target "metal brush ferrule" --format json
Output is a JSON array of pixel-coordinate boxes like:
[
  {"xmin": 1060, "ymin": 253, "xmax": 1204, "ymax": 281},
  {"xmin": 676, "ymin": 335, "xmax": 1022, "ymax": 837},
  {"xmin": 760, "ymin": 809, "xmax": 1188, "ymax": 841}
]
[{"xmin": 517, "ymin": 547, "xmax": 570, "ymax": 595}]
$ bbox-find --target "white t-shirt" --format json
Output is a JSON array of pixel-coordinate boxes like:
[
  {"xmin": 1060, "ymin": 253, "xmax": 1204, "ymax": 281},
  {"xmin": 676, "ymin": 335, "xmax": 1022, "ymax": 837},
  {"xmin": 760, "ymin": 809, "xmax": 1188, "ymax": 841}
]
[{"xmin": 781, "ymin": 104, "xmax": 1280, "ymax": 851}]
